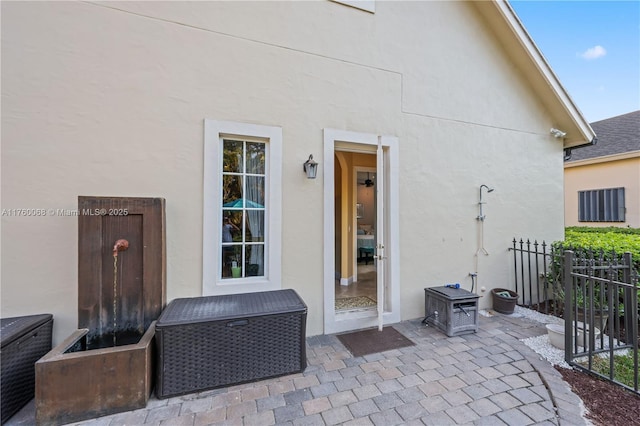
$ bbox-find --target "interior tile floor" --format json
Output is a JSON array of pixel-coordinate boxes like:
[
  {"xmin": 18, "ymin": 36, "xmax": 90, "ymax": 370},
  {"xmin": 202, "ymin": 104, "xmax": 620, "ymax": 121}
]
[{"xmin": 335, "ymin": 264, "xmax": 377, "ymax": 310}]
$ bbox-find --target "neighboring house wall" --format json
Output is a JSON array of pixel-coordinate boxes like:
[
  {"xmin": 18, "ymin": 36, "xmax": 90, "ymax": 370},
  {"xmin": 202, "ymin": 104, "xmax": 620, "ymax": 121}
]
[
  {"xmin": 565, "ymin": 155, "xmax": 640, "ymax": 228},
  {"xmin": 2, "ymin": 1, "xmax": 583, "ymax": 343},
  {"xmin": 564, "ymin": 110, "xmax": 640, "ymax": 228}
]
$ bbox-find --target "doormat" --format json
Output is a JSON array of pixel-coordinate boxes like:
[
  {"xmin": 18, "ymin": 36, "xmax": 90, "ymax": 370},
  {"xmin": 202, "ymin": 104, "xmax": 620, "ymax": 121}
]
[
  {"xmin": 337, "ymin": 326, "xmax": 415, "ymax": 357},
  {"xmin": 335, "ymin": 296, "xmax": 376, "ymax": 311}
]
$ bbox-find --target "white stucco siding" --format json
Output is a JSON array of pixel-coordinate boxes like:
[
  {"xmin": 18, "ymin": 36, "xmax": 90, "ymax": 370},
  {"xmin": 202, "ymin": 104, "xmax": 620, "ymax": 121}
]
[
  {"xmin": 399, "ymin": 114, "xmax": 564, "ymax": 318},
  {"xmin": 2, "ymin": 1, "xmax": 565, "ymax": 343}
]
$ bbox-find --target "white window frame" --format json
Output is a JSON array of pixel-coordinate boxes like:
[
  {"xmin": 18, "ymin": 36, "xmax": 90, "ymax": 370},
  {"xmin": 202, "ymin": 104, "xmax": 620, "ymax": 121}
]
[{"xmin": 203, "ymin": 119, "xmax": 282, "ymax": 295}]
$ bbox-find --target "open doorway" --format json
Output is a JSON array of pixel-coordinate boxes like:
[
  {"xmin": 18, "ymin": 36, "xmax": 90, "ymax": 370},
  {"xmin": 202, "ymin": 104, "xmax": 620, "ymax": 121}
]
[
  {"xmin": 323, "ymin": 128, "xmax": 400, "ymax": 335},
  {"xmin": 335, "ymin": 164, "xmax": 378, "ymax": 312}
]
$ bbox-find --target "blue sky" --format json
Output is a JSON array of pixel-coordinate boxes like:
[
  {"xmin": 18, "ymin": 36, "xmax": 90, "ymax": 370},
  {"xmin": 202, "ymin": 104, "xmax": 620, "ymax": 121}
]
[{"xmin": 509, "ymin": 0, "xmax": 640, "ymax": 123}]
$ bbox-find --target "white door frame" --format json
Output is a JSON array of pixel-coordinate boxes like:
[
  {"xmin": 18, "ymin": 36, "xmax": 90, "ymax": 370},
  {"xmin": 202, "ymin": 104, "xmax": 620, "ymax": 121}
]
[{"xmin": 323, "ymin": 128, "xmax": 400, "ymax": 334}]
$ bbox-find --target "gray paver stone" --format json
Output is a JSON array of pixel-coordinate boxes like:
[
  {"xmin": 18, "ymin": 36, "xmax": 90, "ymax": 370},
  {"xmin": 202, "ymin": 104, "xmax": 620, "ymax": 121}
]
[
  {"xmin": 283, "ymin": 389, "xmax": 313, "ymax": 405},
  {"xmin": 348, "ymin": 399, "xmax": 380, "ymax": 417},
  {"xmin": 372, "ymin": 392, "xmax": 404, "ymax": 410},
  {"xmin": 257, "ymin": 395, "xmax": 286, "ymax": 411},
  {"xmin": 146, "ymin": 405, "xmax": 182, "ymax": 424},
  {"xmin": 496, "ymin": 408, "xmax": 535, "ymax": 426},
  {"xmin": 321, "ymin": 406, "xmax": 354, "ymax": 425},
  {"xmin": 334, "ymin": 377, "xmax": 360, "ymax": 392},
  {"xmin": 500, "ymin": 374, "xmax": 530, "ymax": 389},
  {"xmin": 396, "ymin": 386, "xmax": 426, "ymax": 403},
  {"xmin": 395, "ymin": 401, "xmax": 427, "ymax": 421},
  {"xmin": 462, "ymin": 383, "xmax": 493, "ymax": 401},
  {"xmin": 353, "ymin": 384, "xmax": 382, "ymax": 400},
  {"xmin": 328, "ymin": 390, "xmax": 358, "ymax": 407},
  {"xmin": 419, "ymin": 395, "xmax": 451, "ymax": 413},
  {"xmin": 369, "ymin": 408, "xmax": 405, "ymax": 426},
  {"xmin": 421, "ymin": 410, "xmax": 457, "ymax": 425},
  {"xmin": 445, "ymin": 405, "xmax": 480, "ymax": 424},
  {"xmin": 243, "ymin": 410, "xmax": 276, "ymax": 426},
  {"xmin": 489, "ymin": 391, "xmax": 523, "ymax": 410},
  {"xmin": 274, "ymin": 404, "xmax": 305, "ymax": 423},
  {"xmin": 468, "ymin": 398, "xmax": 502, "ymax": 417},
  {"xmin": 310, "ymin": 382, "xmax": 338, "ymax": 398},
  {"xmin": 509, "ymin": 387, "xmax": 543, "ymax": 404},
  {"xmin": 376, "ymin": 379, "xmax": 403, "ymax": 394},
  {"xmin": 519, "ymin": 402, "xmax": 556, "ymax": 422}
]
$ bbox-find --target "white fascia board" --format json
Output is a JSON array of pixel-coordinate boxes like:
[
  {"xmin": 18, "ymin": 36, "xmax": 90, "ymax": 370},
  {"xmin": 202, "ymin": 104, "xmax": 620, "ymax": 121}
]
[
  {"xmin": 564, "ymin": 150, "xmax": 640, "ymax": 168},
  {"xmin": 497, "ymin": 0, "xmax": 596, "ymax": 147}
]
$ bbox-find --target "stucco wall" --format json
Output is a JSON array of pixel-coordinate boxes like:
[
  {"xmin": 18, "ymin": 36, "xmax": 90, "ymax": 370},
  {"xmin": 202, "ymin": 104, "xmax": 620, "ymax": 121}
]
[
  {"xmin": 2, "ymin": 1, "xmax": 566, "ymax": 344},
  {"xmin": 564, "ymin": 157, "xmax": 640, "ymax": 228}
]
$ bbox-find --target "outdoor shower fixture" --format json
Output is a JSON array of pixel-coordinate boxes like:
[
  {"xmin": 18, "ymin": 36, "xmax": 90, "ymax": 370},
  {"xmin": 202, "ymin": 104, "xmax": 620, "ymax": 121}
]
[{"xmin": 477, "ymin": 184, "xmax": 494, "ymax": 221}]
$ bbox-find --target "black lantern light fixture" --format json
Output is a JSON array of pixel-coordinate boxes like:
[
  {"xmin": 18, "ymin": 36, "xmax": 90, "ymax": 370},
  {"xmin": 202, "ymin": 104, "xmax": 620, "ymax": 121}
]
[{"xmin": 303, "ymin": 154, "xmax": 318, "ymax": 179}]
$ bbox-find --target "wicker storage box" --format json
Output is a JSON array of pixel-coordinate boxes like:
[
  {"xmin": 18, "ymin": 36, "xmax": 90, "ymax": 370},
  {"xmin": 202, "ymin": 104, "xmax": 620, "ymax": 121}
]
[
  {"xmin": 155, "ymin": 289, "xmax": 307, "ymax": 398},
  {"xmin": 1, "ymin": 314, "xmax": 53, "ymax": 424},
  {"xmin": 424, "ymin": 287, "xmax": 479, "ymax": 337}
]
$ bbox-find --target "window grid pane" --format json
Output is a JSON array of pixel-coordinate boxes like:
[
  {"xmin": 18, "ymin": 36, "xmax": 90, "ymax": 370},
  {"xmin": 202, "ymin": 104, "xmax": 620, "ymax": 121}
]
[
  {"xmin": 578, "ymin": 187, "xmax": 625, "ymax": 222},
  {"xmin": 221, "ymin": 138, "xmax": 266, "ymax": 279}
]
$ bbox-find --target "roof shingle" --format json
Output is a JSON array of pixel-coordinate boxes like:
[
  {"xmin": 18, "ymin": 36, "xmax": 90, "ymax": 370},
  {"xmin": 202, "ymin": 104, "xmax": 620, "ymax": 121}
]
[{"xmin": 567, "ymin": 110, "xmax": 640, "ymax": 161}]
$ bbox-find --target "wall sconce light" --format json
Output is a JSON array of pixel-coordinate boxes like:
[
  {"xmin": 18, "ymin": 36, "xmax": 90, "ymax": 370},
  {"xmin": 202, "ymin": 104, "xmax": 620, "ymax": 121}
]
[
  {"xmin": 550, "ymin": 128, "xmax": 567, "ymax": 139},
  {"xmin": 303, "ymin": 154, "xmax": 318, "ymax": 179}
]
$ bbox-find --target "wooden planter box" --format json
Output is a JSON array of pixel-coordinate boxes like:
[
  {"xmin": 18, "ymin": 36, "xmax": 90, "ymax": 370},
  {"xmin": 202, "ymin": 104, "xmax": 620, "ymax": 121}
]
[{"xmin": 35, "ymin": 323, "xmax": 155, "ymax": 426}]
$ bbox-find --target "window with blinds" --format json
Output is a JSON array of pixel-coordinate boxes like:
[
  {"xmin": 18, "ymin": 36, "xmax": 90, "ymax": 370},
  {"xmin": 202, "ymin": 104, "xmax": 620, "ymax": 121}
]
[{"xmin": 578, "ymin": 187, "xmax": 625, "ymax": 222}]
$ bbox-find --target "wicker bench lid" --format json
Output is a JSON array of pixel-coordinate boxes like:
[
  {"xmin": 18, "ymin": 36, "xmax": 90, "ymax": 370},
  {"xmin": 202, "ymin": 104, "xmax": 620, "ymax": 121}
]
[
  {"xmin": 1, "ymin": 314, "xmax": 52, "ymax": 348},
  {"xmin": 156, "ymin": 289, "xmax": 307, "ymax": 327}
]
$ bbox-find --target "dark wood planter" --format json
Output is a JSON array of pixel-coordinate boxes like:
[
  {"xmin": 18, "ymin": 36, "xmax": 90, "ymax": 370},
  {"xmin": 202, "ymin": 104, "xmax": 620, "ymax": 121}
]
[
  {"xmin": 35, "ymin": 197, "xmax": 166, "ymax": 425},
  {"xmin": 35, "ymin": 323, "xmax": 155, "ymax": 426}
]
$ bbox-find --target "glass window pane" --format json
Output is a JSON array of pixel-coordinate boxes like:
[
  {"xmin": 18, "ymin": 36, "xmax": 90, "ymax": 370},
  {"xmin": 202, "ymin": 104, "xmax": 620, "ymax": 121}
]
[
  {"xmin": 246, "ymin": 142, "xmax": 265, "ymax": 175},
  {"xmin": 245, "ymin": 176, "xmax": 265, "ymax": 207},
  {"xmin": 221, "ymin": 245, "xmax": 243, "ymax": 279},
  {"xmin": 245, "ymin": 211, "xmax": 264, "ymax": 242},
  {"xmin": 245, "ymin": 244, "xmax": 264, "ymax": 277},
  {"xmin": 222, "ymin": 211, "xmax": 243, "ymax": 243},
  {"xmin": 222, "ymin": 175, "xmax": 243, "ymax": 207},
  {"xmin": 223, "ymin": 139, "xmax": 243, "ymax": 173}
]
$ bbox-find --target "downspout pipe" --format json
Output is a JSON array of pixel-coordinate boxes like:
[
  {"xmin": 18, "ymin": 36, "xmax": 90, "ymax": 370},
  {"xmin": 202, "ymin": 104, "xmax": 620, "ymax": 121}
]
[{"xmin": 564, "ymin": 137, "xmax": 598, "ymax": 161}]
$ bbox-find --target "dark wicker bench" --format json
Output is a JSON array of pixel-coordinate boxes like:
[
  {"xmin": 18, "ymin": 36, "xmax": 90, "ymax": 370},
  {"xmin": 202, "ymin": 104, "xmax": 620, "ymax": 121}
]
[
  {"xmin": 155, "ymin": 289, "xmax": 307, "ymax": 398},
  {"xmin": 1, "ymin": 314, "xmax": 53, "ymax": 423}
]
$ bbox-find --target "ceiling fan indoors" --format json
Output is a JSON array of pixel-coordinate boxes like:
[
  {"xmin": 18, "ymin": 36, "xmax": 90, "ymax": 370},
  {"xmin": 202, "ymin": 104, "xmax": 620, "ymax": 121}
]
[{"xmin": 359, "ymin": 172, "xmax": 375, "ymax": 187}]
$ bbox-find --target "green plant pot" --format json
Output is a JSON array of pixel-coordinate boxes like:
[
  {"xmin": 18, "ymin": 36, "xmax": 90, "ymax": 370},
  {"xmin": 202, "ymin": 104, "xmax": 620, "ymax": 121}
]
[{"xmin": 231, "ymin": 267, "xmax": 241, "ymax": 278}]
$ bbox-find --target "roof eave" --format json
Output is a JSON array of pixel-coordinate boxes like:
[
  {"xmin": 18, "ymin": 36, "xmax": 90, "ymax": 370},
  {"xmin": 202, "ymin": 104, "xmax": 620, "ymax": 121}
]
[{"xmin": 487, "ymin": 0, "xmax": 597, "ymax": 149}]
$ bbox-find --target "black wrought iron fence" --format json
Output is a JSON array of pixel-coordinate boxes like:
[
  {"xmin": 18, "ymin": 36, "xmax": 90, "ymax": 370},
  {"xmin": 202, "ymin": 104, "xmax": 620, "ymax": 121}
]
[
  {"xmin": 509, "ymin": 238, "xmax": 637, "ymax": 317},
  {"xmin": 563, "ymin": 250, "xmax": 639, "ymax": 394},
  {"xmin": 509, "ymin": 239, "xmax": 559, "ymax": 315},
  {"xmin": 509, "ymin": 237, "xmax": 639, "ymax": 394}
]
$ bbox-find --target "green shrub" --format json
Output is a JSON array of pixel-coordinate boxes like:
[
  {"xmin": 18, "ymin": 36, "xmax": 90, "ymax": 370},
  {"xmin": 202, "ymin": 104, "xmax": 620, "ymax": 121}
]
[
  {"xmin": 561, "ymin": 227, "xmax": 640, "ymax": 273},
  {"xmin": 547, "ymin": 227, "xmax": 640, "ymax": 314}
]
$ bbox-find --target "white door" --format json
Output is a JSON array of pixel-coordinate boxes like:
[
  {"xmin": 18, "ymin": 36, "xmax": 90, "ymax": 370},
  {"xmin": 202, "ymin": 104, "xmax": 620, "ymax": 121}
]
[
  {"xmin": 323, "ymin": 129, "xmax": 400, "ymax": 335},
  {"xmin": 376, "ymin": 136, "xmax": 385, "ymax": 331}
]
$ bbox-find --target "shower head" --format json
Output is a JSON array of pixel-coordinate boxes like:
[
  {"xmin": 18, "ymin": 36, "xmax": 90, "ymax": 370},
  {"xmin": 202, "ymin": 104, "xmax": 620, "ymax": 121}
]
[{"xmin": 478, "ymin": 185, "xmax": 494, "ymax": 221}]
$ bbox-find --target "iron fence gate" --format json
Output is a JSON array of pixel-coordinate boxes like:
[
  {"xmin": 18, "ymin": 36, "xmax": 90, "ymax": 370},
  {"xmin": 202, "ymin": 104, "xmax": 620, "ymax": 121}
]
[
  {"xmin": 509, "ymin": 237, "xmax": 639, "ymax": 394},
  {"xmin": 563, "ymin": 250, "xmax": 639, "ymax": 394}
]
